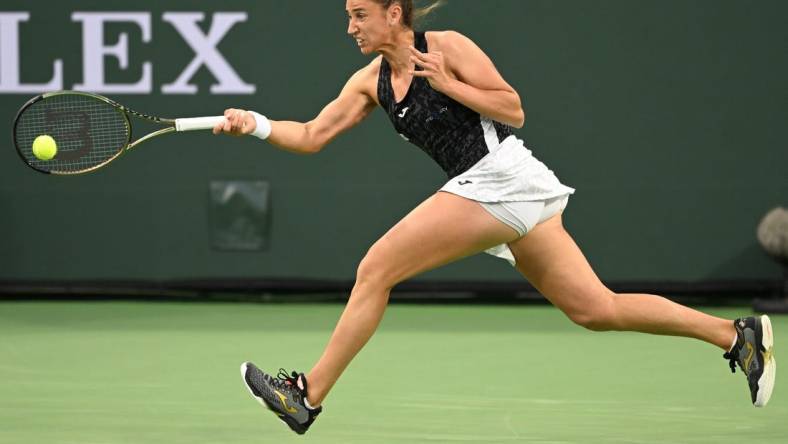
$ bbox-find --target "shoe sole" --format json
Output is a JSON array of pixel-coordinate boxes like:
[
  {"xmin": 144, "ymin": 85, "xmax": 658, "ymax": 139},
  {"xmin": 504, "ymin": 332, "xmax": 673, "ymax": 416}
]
[
  {"xmin": 239, "ymin": 362, "xmax": 308, "ymax": 435},
  {"xmin": 755, "ymin": 315, "xmax": 776, "ymax": 407}
]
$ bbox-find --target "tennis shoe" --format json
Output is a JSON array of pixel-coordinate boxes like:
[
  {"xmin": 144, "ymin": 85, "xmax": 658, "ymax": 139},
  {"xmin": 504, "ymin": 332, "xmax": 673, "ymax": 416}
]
[
  {"xmin": 723, "ymin": 315, "xmax": 776, "ymax": 407},
  {"xmin": 240, "ymin": 362, "xmax": 322, "ymax": 434}
]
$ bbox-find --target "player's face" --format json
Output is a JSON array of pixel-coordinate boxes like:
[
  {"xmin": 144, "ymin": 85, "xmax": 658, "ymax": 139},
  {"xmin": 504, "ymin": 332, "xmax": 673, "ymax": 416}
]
[{"xmin": 346, "ymin": 0, "xmax": 392, "ymax": 55}]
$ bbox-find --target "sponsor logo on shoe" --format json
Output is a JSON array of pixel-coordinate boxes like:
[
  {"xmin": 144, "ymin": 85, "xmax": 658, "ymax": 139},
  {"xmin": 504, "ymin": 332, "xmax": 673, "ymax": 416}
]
[
  {"xmin": 762, "ymin": 347, "xmax": 773, "ymax": 363},
  {"xmin": 274, "ymin": 390, "xmax": 298, "ymax": 413},
  {"xmin": 743, "ymin": 342, "xmax": 755, "ymax": 373}
]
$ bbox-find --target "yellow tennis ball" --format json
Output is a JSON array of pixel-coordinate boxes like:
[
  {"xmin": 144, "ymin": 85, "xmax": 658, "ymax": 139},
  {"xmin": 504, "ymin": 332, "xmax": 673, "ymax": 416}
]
[{"xmin": 32, "ymin": 135, "xmax": 57, "ymax": 161}]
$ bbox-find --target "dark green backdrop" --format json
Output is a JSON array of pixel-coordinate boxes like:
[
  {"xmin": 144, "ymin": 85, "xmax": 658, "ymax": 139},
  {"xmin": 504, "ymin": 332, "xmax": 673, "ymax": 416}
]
[{"xmin": 1, "ymin": 1, "xmax": 785, "ymax": 283}]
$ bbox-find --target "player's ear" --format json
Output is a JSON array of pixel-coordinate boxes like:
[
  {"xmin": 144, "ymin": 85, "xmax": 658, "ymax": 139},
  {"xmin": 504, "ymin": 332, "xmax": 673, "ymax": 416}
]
[{"xmin": 387, "ymin": 3, "xmax": 402, "ymax": 26}]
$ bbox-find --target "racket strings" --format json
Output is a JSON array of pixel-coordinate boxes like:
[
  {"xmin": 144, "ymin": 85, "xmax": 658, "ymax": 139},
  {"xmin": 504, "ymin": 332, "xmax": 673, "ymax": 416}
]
[{"xmin": 14, "ymin": 94, "xmax": 131, "ymax": 174}]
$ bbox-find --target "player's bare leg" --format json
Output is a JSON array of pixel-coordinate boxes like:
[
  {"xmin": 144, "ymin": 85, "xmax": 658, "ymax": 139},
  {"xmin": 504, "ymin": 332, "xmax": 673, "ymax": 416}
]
[
  {"xmin": 508, "ymin": 213, "xmax": 775, "ymax": 406},
  {"xmin": 305, "ymin": 192, "xmax": 519, "ymax": 406},
  {"xmin": 507, "ymin": 213, "xmax": 735, "ymax": 347}
]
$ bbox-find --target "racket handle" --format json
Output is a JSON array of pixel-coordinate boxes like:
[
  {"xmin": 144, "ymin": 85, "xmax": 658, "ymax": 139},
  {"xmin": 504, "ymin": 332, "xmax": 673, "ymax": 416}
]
[{"xmin": 175, "ymin": 116, "xmax": 226, "ymax": 132}]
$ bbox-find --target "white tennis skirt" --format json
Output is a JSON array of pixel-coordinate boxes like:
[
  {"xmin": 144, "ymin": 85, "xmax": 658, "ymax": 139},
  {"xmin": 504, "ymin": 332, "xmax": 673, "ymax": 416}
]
[{"xmin": 439, "ymin": 135, "xmax": 575, "ymax": 265}]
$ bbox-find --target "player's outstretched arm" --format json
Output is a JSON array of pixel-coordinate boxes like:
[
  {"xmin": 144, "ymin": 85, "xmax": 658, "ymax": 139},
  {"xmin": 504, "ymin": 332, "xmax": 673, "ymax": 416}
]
[{"xmin": 213, "ymin": 65, "xmax": 377, "ymax": 155}]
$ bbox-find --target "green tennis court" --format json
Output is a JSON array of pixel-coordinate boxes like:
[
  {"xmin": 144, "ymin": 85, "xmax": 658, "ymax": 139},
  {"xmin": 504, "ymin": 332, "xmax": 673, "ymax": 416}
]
[{"xmin": 0, "ymin": 302, "xmax": 783, "ymax": 443}]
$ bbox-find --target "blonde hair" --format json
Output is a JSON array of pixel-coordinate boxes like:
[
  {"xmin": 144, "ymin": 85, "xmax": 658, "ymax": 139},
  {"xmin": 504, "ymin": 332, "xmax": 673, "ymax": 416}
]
[{"xmin": 373, "ymin": 0, "xmax": 445, "ymax": 28}]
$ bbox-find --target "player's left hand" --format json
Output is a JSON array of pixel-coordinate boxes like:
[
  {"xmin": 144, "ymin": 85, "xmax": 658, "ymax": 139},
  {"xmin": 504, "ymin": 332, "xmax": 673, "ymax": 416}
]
[{"xmin": 408, "ymin": 46, "xmax": 454, "ymax": 94}]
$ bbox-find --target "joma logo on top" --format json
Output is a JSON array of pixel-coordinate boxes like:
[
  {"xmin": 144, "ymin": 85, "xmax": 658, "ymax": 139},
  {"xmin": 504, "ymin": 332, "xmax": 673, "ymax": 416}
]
[{"xmin": 0, "ymin": 12, "xmax": 255, "ymax": 94}]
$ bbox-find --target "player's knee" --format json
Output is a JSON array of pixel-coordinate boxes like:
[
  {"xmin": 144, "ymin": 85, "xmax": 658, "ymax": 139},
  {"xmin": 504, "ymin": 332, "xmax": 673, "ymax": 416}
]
[
  {"xmin": 355, "ymin": 249, "xmax": 398, "ymax": 292},
  {"xmin": 565, "ymin": 291, "xmax": 617, "ymax": 332}
]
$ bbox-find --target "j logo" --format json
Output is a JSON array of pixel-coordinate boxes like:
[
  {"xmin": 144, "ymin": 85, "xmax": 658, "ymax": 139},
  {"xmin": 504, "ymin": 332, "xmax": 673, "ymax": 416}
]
[{"xmin": 274, "ymin": 390, "xmax": 297, "ymax": 413}]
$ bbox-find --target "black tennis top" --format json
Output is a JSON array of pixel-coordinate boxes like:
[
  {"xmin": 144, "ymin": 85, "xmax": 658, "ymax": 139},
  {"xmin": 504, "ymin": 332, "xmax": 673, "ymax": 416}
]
[{"xmin": 376, "ymin": 31, "xmax": 514, "ymax": 179}]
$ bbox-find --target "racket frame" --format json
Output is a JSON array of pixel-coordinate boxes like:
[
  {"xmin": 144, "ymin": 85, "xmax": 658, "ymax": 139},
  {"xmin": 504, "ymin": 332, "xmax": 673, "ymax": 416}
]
[{"xmin": 13, "ymin": 90, "xmax": 178, "ymax": 175}]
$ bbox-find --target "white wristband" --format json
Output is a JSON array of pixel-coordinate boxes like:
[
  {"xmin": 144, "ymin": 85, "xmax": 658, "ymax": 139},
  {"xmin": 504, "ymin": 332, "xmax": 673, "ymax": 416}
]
[{"xmin": 249, "ymin": 111, "xmax": 272, "ymax": 140}]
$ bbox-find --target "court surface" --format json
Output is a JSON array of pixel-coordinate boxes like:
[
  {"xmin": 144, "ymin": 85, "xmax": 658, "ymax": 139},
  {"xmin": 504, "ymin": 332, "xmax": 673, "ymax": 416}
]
[{"xmin": 0, "ymin": 302, "xmax": 785, "ymax": 443}]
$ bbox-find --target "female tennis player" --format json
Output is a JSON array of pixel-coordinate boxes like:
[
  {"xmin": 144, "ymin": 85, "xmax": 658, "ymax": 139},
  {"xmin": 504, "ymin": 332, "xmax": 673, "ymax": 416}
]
[{"xmin": 214, "ymin": 0, "xmax": 776, "ymax": 434}]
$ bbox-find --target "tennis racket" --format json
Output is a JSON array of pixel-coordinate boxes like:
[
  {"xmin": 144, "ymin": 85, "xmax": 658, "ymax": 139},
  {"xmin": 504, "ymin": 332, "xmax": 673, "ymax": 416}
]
[{"xmin": 13, "ymin": 90, "xmax": 226, "ymax": 175}]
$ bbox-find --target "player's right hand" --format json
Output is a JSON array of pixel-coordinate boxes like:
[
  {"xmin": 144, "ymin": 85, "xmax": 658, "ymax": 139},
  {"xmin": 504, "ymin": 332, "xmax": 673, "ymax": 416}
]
[{"xmin": 213, "ymin": 108, "xmax": 257, "ymax": 136}]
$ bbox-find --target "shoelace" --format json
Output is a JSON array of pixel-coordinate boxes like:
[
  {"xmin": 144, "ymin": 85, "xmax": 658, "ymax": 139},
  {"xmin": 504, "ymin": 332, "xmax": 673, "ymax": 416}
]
[
  {"xmin": 272, "ymin": 368, "xmax": 301, "ymax": 390},
  {"xmin": 723, "ymin": 349, "xmax": 739, "ymax": 374}
]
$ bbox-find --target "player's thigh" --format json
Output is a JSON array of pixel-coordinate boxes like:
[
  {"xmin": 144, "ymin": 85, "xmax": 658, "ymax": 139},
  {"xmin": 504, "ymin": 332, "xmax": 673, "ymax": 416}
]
[
  {"xmin": 507, "ymin": 214, "xmax": 612, "ymax": 314},
  {"xmin": 359, "ymin": 191, "xmax": 519, "ymax": 286}
]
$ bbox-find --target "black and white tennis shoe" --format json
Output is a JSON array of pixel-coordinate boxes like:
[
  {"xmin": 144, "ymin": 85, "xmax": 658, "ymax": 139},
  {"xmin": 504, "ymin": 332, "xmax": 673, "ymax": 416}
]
[
  {"xmin": 723, "ymin": 315, "xmax": 776, "ymax": 407},
  {"xmin": 240, "ymin": 362, "xmax": 322, "ymax": 434}
]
